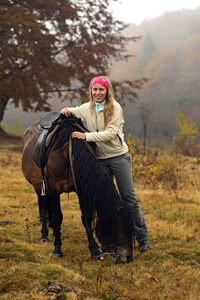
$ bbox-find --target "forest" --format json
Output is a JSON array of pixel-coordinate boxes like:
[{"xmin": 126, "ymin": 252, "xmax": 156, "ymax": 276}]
[
  {"xmin": 2, "ymin": 6, "xmax": 200, "ymax": 148},
  {"xmin": 111, "ymin": 8, "xmax": 200, "ymax": 145}
]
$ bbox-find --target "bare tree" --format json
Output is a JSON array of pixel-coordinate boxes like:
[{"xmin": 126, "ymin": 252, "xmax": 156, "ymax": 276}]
[{"xmin": 139, "ymin": 103, "xmax": 152, "ymax": 155}]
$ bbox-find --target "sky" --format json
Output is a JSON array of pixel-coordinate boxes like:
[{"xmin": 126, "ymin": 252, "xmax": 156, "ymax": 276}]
[{"xmin": 109, "ymin": 0, "xmax": 200, "ymax": 24}]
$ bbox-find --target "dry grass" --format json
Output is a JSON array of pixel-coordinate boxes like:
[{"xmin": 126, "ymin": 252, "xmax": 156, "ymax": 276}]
[{"xmin": 0, "ymin": 136, "xmax": 200, "ymax": 300}]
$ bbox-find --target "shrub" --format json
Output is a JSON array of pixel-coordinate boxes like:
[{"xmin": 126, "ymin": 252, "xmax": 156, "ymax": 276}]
[{"xmin": 127, "ymin": 134, "xmax": 186, "ymax": 187}]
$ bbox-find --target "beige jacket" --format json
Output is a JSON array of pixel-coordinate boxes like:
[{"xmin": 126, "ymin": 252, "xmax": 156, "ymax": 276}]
[{"xmin": 69, "ymin": 100, "xmax": 129, "ymax": 159}]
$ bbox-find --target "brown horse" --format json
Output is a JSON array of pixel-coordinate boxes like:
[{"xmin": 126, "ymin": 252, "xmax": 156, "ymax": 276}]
[{"xmin": 22, "ymin": 114, "xmax": 134, "ymax": 263}]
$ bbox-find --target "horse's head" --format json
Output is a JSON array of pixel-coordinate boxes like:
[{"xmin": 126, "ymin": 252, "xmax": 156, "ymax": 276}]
[{"xmin": 96, "ymin": 206, "xmax": 134, "ymax": 263}]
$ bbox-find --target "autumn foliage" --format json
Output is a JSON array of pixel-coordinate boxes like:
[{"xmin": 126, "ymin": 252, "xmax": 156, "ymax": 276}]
[{"xmin": 0, "ymin": 0, "xmax": 146, "ymax": 124}]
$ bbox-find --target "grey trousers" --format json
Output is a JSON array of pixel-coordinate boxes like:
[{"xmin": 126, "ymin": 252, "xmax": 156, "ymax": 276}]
[{"xmin": 98, "ymin": 152, "xmax": 148, "ymax": 243}]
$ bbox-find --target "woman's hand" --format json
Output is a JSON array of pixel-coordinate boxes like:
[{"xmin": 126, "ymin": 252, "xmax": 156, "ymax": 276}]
[
  {"xmin": 72, "ymin": 131, "xmax": 86, "ymax": 140},
  {"xmin": 61, "ymin": 107, "xmax": 72, "ymax": 117}
]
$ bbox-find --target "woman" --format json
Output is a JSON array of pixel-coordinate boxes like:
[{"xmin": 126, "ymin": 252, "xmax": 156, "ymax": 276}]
[{"xmin": 61, "ymin": 76, "xmax": 150, "ymax": 252}]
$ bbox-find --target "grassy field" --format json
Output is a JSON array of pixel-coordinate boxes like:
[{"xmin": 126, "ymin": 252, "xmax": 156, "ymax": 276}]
[{"xmin": 0, "ymin": 136, "xmax": 200, "ymax": 300}]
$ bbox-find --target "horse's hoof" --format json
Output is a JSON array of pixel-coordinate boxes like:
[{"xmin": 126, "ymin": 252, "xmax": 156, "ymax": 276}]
[
  {"xmin": 92, "ymin": 254, "xmax": 104, "ymax": 261},
  {"xmin": 40, "ymin": 238, "xmax": 49, "ymax": 242}
]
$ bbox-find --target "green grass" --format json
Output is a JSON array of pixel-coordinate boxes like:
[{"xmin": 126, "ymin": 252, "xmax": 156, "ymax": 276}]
[{"xmin": 0, "ymin": 136, "xmax": 200, "ymax": 299}]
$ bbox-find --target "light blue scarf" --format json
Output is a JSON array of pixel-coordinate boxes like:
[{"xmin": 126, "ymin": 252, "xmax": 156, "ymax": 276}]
[{"xmin": 94, "ymin": 101, "xmax": 105, "ymax": 117}]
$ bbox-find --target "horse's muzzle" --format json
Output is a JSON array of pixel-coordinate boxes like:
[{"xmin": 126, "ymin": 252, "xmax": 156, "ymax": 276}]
[{"xmin": 111, "ymin": 252, "xmax": 134, "ymax": 263}]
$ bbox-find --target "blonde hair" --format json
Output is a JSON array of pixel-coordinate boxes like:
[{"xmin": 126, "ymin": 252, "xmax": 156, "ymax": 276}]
[{"xmin": 89, "ymin": 76, "xmax": 115, "ymax": 128}]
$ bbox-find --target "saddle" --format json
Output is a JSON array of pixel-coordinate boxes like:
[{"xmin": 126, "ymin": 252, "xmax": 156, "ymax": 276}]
[
  {"xmin": 33, "ymin": 112, "xmax": 61, "ymax": 168},
  {"xmin": 33, "ymin": 111, "xmax": 90, "ymax": 195},
  {"xmin": 33, "ymin": 111, "xmax": 89, "ymax": 168}
]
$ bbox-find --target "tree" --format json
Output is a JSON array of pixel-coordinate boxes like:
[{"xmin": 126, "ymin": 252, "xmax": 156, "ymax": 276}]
[
  {"xmin": 0, "ymin": 0, "xmax": 146, "ymax": 126},
  {"xmin": 139, "ymin": 102, "xmax": 152, "ymax": 155},
  {"xmin": 173, "ymin": 109, "xmax": 199, "ymax": 156},
  {"xmin": 139, "ymin": 32, "xmax": 155, "ymax": 67}
]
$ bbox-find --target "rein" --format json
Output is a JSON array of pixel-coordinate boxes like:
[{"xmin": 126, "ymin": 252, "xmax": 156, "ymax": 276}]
[
  {"xmin": 68, "ymin": 117, "xmax": 91, "ymax": 194},
  {"xmin": 69, "ymin": 134, "xmax": 78, "ymax": 193}
]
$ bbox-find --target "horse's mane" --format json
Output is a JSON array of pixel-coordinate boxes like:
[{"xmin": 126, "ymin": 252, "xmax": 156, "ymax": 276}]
[{"xmin": 52, "ymin": 118, "xmax": 133, "ymax": 238}]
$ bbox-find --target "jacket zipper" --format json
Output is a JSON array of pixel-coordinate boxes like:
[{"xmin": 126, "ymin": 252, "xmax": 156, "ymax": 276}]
[{"xmin": 96, "ymin": 111, "xmax": 105, "ymax": 158}]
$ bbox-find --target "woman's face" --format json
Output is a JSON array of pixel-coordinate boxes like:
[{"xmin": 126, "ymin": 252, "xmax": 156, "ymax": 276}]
[{"xmin": 92, "ymin": 83, "xmax": 107, "ymax": 103}]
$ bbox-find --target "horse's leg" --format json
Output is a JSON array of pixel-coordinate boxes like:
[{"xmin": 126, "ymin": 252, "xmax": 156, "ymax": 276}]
[
  {"xmin": 37, "ymin": 193, "xmax": 49, "ymax": 242},
  {"xmin": 81, "ymin": 214, "xmax": 103, "ymax": 261},
  {"xmin": 47, "ymin": 182, "xmax": 63, "ymax": 257}
]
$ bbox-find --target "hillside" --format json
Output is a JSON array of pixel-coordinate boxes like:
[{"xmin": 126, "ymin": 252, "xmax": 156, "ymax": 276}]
[
  {"xmin": 3, "ymin": 8, "xmax": 200, "ymax": 145},
  {"xmin": 111, "ymin": 7, "xmax": 200, "ymax": 144},
  {"xmin": 0, "ymin": 137, "xmax": 200, "ymax": 299}
]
